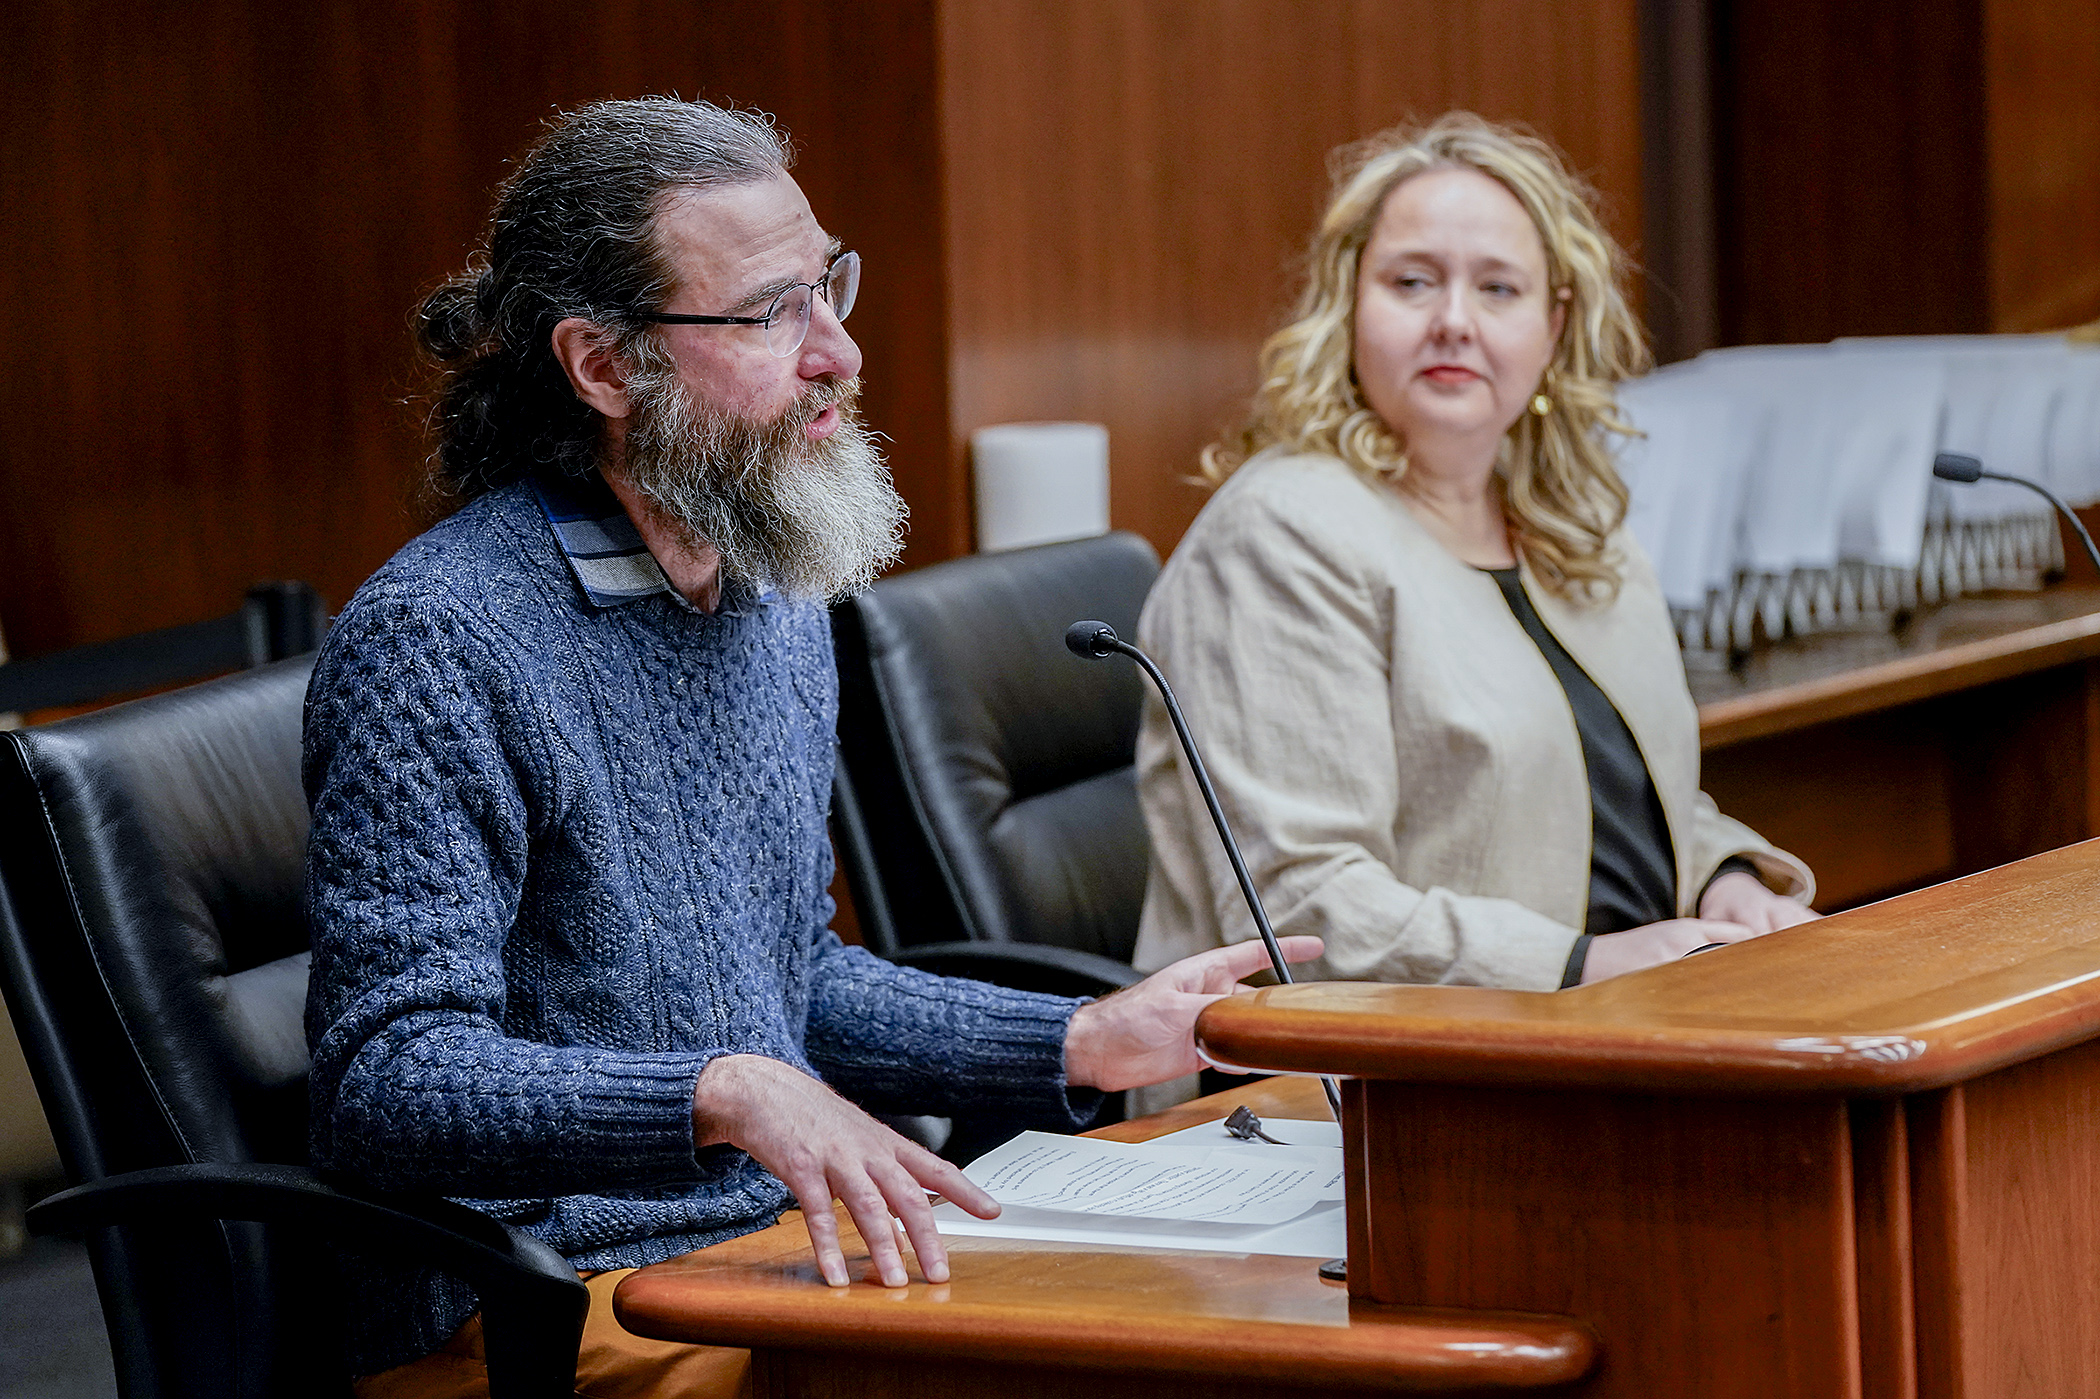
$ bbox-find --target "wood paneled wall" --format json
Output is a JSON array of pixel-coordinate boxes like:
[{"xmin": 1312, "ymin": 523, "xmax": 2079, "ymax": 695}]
[
  {"xmin": 14, "ymin": 2, "xmax": 2091, "ymax": 660},
  {"xmin": 1708, "ymin": 0, "xmax": 2100, "ymax": 348},
  {"xmin": 0, "ymin": 0, "xmax": 950, "ymax": 658},
  {"xmin": 1710, "ymin": 0, "xmax": 1992, "ymax": 346},
  {"xmin": 1985, "ymin": 0, "xmax": 2100, "ymax": 333},
  {"xmin": 0, "ymin": 0, "xmax": 1645, "ymax": 654},
  {"xmin": 937, "ymin": 0, "xmax": 1645, "ymax": 558}
]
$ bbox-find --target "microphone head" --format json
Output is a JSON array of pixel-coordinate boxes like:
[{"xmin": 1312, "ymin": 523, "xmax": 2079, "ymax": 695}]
[
  {"xmin": 1064, "ymin": 620, "xmax": 1120, "ymax": 659},
  {"xmin": 1934, "ymin": 452, "xmax": 1985, "ymax": 483}
]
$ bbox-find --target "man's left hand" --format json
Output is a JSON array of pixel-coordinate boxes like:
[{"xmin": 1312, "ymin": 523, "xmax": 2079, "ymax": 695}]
[{"xmin": 1063, "ymin": 936, "xmax": 1324, "ymax": 1093}]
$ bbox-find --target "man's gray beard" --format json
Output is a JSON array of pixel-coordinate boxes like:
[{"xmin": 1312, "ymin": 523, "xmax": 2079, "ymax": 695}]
[{"xmin": 618, "ymin": 369, "xmax": 906, "ymax": 603}]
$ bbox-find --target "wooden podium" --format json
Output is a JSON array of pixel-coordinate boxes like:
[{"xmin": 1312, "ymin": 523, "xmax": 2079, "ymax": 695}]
[
  {"xmin": 619, "ymin": 840, "xmax": 2100, "ymax": 1397},
  {"xmin": 1200, "ymin": 838, "xmax": 2100, "ymax": 1399}
]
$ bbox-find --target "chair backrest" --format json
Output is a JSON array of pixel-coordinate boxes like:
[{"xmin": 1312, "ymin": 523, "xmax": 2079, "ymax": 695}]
[
  {"xmin": 831, "ymin": 532, "xmax": 1159, "ymax": 962},
  {"xmin": 0, "ymin": 581, "xmax": 327, "ymax": 716},
  {"xmin": 0, "ymin": 657, "xmax": 324, "ymax": 1397}
]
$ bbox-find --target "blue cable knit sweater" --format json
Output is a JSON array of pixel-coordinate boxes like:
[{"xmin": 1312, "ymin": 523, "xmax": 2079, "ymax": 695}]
[{"xmin": 303, "ymin": 479, "xmax": 1093, "ymax": 1375}]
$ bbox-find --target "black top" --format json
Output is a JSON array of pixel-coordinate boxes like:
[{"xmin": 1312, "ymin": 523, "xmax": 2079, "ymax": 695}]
[{"xmin": 1484, "ymin": 568, "xmax": 1678, "ymax": 985}]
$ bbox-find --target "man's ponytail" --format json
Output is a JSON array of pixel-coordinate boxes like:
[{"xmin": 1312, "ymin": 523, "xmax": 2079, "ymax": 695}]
[{"xmin": 413, "ymin": 98, "xmax": 791, "ymax": 506}]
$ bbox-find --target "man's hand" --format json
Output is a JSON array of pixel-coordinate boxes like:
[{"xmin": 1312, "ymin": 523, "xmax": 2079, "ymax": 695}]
[
  {"xmin": 691, "ymin": 1054, "xmax": 998, "ymax": 1289},
  {"xmin": 1063, "ymin": 936, "xmax": 1325, "ymax": 1092},
  {"xmin": 1698, "ymin": 869, "xmax": 1821, "ymax": 934}
]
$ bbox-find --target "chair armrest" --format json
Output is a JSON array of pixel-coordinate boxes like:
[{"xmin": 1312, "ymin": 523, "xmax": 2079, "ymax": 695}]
[
  {"xmin": 892, "ymin": 941, "xmax": 1144, "ymax": 997},
  {"xmin": 29, "ymin": 1162, "xmax": 586, "ymax": 1399}
]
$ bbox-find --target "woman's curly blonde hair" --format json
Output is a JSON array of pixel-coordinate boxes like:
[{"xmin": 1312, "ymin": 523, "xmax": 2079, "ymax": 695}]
[{"xmin": 1205, "ymin": 112, "xmax": 1650, "ymax": 600}]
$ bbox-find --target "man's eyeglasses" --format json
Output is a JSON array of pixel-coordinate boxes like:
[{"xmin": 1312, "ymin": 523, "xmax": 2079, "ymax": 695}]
[{"xmin": 634, "ymin": 251, "xmax": 860, "ymax": 358}]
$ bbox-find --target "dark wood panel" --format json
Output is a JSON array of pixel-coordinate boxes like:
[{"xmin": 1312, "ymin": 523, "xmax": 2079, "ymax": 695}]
[
  {"xmin": 1352, "ymin": 1082, "xmax": 1859, "ymax": 1398},
  {"xmin": 1850, "ymin": 1099, "xmax": 1917, "ymax": 1399},
  {"xmin": 1701, "ymin": 0, "xmax": 2100, "ymax": 343},
  {"xmin": 938, "ymin": 0, "xmax": 1645, "ymax": 561},
  {"xmin": 1702, "ymin": 709, "xmax": 1956, "ymax": 910},
  {"xmin": 1711, "ymin": 0, "xmax": 1989, "ymax": 345},
  {"xmin": 1639, "ymin": 0, "xmax": 1721, "ymax": 363},
  {"xmin": 1945, "ymin": 661, "xmax": 2100, "ymax": 876},
  {"xmin": 1985, "ymin": 0, "xmax": 2100, "ymax": 332},
  {"xmin": 0, "ymin": 0, "xmax": 947, "ymax": 659},
  {"xmin": 1905, "ymin": 1088, "xmax": 1967, "ymax": 1399}
]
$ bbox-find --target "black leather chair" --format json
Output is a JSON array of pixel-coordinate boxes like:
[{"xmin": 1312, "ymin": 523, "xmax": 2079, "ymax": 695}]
[
  {"xmin": 0, "ymin": 658, "xmax": 585, "ymax": 1399},
  {"xmin": 831, "ymin": 531, "xmax": 1161, "ymax": 1000},
  {"xmin": 0, "ymin": 581, "xmax": 329, "ymax": 715}
]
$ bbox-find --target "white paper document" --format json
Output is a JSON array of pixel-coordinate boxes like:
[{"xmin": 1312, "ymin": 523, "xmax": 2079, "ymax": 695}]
[
  {"xmin": 931, "ymin": 1118, "xmax": 1346, "ymax": 1257},
  {"xmin": 965, "ymin": 1131, "xmax": 1328, "ymax": 1223}
]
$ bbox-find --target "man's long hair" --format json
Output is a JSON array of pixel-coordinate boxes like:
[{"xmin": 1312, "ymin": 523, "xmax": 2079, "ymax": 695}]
[
  {"xmin": 1206, "ymin": 113, "xmax": 1651, "ymax": 602},
  {"xmin": 414, "ymin": 97, "xmax": 791, "ymax": 502}
]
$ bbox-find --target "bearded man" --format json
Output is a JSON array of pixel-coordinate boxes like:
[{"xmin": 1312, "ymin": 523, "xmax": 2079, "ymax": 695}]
[{"xmin": 302, "ymin": 96, "xmax": 1315, "ymax": 1399}]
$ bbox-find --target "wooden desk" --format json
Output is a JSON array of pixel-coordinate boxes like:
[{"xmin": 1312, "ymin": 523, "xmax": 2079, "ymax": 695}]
[
  {"xmin": 615, "ymin": 1074, "xmax": 1597, "ymax": 1397},
  {"xmin": 1694, "ymin": 585, "xmax": 2100, "ymax": 908},
  {"xmin": 1201, "ymin": 838, "xmax": 2100, "ymax": 1399}
]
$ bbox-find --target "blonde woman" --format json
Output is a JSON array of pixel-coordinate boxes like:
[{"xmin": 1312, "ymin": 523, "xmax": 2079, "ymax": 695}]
[{"xmin": 1135, "ymin": 114, "xmax": 1816, "ymax": 993}]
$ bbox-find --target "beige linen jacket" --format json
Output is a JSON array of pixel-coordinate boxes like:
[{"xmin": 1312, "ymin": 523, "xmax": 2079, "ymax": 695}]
[{"xmin": 1133, "ymin": 450, "xmax": 1813, "ymax": 990}]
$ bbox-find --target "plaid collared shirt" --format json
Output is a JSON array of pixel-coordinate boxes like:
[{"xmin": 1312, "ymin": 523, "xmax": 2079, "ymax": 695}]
[{"xmin": 530, "ymin": 469, "xmax": 761, "ymax": 616}]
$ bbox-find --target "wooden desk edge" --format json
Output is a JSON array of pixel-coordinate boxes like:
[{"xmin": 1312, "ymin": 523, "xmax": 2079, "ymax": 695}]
[
  {"xmin": 1696, "ymin": 607, "xmax": 2100, "ymax": 748},
  {"xmin": 614, "ymin": 1268, "xmax": 1597, "ymax": 1390},
  {"xmin": 1195, "ymin": 997, "xmax": 2100, "ymax": 1096},
  {"xmin": 1199, "ymin": 842, "xmax": 2100, "ymax": 1093}
]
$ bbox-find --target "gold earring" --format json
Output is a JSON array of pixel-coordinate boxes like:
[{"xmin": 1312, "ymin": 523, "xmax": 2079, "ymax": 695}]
[{"xmin": 1530, "ymin": 392, "xmax": 1552, "ymax": 416}]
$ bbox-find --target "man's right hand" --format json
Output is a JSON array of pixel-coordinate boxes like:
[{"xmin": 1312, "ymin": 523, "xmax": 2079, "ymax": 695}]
[
  {"xmin": 1579, "ymin": 917, "xmax": 1758, "ymax": 985},
  {"xmin": 691, "ymin": 1054, "xmax": 998, "ymax": 1289}
]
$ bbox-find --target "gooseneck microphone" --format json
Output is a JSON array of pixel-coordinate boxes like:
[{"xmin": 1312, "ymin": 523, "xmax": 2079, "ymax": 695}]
[
  {"xmin": 1066, "ymin": 620, "xmax": 1343, "ymax": 1119},
  {"xmin": 1934, "ymin": 451, "xmax": 2100, "ymax": 576}
]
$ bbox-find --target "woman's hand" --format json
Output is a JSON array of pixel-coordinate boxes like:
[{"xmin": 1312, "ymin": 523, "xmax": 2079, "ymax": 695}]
[
  {"xmin": 1580, "ymin": 875, "xmax": 1820, "ymax": 985},
  {"xmin": 691, "ymin": 1053, "xmax": 998, "ymax": 1290},
  {"xmin": 1579, "ymin": 917, "xmax": 1757, "ymax": 984},
  {"xmin": 1063, "ymin": 936, "xmax": 1325, "ymax": 1093},
  {"xmin": 1698, "ymin": 870, "xmax": 1821, "ymax": 933}
]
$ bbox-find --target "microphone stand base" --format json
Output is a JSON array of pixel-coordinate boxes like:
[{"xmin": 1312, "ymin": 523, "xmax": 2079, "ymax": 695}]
[{"xmin": 1318, "ymin": 1257, "xmax": 1347, "ymax": 1283}]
